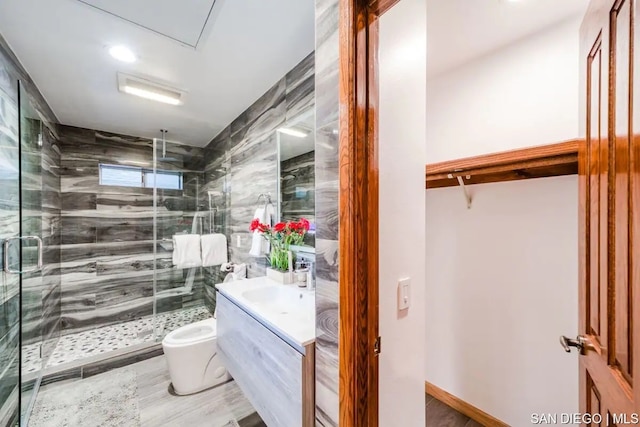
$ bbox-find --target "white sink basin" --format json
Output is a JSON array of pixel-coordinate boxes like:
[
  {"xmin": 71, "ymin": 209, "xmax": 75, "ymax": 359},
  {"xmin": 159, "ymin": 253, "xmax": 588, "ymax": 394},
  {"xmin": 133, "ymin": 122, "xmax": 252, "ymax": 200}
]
[
  {"xmin": 216, "ymin": 277, "xmax": 316, "ymax": 351},
  {"xmin": 242, "ymin": 285, "xmax": 314, "ymax": 316}
]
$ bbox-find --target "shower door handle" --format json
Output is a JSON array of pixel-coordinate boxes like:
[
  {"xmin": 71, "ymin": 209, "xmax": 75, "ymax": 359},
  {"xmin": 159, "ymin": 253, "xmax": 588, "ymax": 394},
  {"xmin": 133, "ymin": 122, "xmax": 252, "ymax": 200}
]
[{"xmin": 3, "ymin": 236, "xmax": 43, "ymax": 274}]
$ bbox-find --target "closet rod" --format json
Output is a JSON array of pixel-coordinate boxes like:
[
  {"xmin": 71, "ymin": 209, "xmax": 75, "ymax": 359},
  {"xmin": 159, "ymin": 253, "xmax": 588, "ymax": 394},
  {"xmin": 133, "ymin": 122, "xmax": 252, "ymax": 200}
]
[{"xmin": 425, "ymin": 139, "xmax": 580, "ymax": 190}]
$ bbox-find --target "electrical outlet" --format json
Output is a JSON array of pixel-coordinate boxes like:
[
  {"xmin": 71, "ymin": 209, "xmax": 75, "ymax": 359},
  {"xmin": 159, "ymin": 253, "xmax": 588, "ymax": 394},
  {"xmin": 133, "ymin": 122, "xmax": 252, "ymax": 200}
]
[{"xmin": 236, "ymin": 235, "xmax": 241, "ymax": 247}]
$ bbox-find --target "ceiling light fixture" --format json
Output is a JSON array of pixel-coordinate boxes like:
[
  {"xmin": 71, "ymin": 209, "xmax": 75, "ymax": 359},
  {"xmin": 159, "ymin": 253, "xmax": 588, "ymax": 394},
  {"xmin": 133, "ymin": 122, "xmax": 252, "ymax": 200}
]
[
  {"xmin": 117, "ymin": 72, "xmax": 184, "ymax": 106},
  {"xmin": 123, "ymin": 86, "xmax": 181, "ymax": 105},
  {"xmin": 109, "ymin": 45, "xmax": 137, "ymax": 63},
  {"xmin": 277, "ymin": 128, "xmax": 308, "ymax": 138}
]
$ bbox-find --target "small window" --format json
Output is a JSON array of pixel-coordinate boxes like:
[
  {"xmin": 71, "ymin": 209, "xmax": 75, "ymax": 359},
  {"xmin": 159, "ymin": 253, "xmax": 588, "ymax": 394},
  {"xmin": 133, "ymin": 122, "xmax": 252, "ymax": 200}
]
[
  {"xmin": 99, "ymin": 164, "xmax": 142, "ymax": 187},
  {"xmin": 99, "ymin": 164, "xmax": 182, "ymax": 190},
  {"xmin": 143, "ymin": 170, "xmax": 183, "ymax": 190}
]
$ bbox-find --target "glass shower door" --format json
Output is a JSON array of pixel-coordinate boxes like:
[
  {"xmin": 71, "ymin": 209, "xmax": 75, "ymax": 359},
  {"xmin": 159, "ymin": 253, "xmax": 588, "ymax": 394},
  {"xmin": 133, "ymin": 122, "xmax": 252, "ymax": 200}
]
[
  {"xmin": 0, "ymin": 60, "xmax": 21, "ymax": 427},
  {"xmin": 0, "ymin": 78, "xmax": 51, "ymax": 426},
  {"xmin": 18, "ymin": 81, "xmax": 46, "ymax": 426},
  {"xmin": 152, "ymin": 137, "xmax": 209, "ymax": 341}
]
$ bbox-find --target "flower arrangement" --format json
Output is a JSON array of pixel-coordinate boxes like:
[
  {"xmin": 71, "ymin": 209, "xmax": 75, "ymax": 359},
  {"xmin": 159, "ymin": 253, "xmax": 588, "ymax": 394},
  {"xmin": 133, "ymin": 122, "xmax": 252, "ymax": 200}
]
[{"xmin": 249, "ymin": 217, "xmax": 310, "ymax": 271}]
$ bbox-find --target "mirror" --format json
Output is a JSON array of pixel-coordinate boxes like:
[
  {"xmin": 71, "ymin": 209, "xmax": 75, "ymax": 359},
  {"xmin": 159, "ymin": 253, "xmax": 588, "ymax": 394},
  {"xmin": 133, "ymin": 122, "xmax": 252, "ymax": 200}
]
[{"xmin": 277, "ymin": 106, "xmax": 315, "ymax": 249}]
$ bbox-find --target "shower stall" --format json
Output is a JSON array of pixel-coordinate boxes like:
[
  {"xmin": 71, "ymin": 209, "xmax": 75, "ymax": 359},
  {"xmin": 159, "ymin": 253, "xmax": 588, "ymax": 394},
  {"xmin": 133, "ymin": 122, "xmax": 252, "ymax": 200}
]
[{"xmin": 0, "ymin": 79, "xmax": 228, "ymax": 426}]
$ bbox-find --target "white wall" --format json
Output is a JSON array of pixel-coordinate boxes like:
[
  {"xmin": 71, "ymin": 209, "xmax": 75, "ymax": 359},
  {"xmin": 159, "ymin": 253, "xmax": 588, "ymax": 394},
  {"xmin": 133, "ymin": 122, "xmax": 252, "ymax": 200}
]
[
  {"xmin": 426, "ymin": 178, "xmax": 578, "ymax": 426},
  {"xmin": 379, "ymin": 0, "xmax": 427, "ymax": 426},
  {"xmin": 427, "ymin": 17, "xmax": 581, "ymax": 162},
  {"xmin": 425, "ymin": 16, "xmax": 581, "ymax": 427}
]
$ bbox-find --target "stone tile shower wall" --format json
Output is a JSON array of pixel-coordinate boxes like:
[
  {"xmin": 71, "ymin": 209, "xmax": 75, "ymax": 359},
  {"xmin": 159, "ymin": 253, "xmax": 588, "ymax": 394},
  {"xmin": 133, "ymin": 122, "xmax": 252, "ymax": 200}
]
[
  {"xmin": 314, "ymin": 0, "xmax": 340, "ymax": 424},
  {"xmin": 0, "ymin": 34, "xmax": 62, "ymax": 426},
  {"xmin": 201, "ymin": 52, "xmax": 315, "ymax": 309},
  {"xmin": 58, "ymin": 125, "xmax": 206, "ymax": 335}
]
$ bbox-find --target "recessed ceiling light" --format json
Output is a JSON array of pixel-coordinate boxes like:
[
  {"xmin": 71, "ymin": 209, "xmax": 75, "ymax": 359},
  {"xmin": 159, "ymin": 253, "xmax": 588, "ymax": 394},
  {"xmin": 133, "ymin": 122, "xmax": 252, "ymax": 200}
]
[
  {"xmin": 277, "ymin": 128, "xmax": 308, "ymax": 138},
  {"xmin": 109, "ymin": 45, "xmax": 136, "ymax": 63}
]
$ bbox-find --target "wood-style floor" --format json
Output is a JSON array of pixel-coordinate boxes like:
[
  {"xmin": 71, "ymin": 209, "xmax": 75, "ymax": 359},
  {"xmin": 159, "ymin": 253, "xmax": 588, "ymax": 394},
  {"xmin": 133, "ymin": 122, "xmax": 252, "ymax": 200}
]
[
  {"xmin": 426, "ymin": 393, "xmax": 484, "ymax": 427},
  {"xmin": 32, "ymin": 355, "xmax": 266, "ymax": 427},
  {"xmin": 33, "ymin": 356, "xmax": 484, "ymax": 427}
]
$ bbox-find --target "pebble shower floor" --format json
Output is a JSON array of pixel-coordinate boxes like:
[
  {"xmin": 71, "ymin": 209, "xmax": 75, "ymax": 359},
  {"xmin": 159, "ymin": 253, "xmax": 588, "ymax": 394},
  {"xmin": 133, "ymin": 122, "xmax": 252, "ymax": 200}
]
[{"xmin": 22, "ymin": 305, "xmax": 211, "ymax": 374}]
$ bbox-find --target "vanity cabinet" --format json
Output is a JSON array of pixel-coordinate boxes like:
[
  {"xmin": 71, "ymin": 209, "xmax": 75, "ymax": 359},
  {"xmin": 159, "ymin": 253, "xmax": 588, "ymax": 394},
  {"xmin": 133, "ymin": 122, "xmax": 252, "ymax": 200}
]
[{"xmin": 217, "ymin": 293, "xmax": 315, "ymax": 427}]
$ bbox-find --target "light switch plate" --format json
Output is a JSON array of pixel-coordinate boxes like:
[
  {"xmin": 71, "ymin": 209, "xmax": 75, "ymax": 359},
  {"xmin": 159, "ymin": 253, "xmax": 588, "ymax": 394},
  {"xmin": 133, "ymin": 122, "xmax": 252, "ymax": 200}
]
[
  {"xmin": 398, "ymin": 278, "xmax": 410, "ymax": 310},
  {"xmin": 236, "ymin": 235, "xmax": 241, "ymax": 247}
]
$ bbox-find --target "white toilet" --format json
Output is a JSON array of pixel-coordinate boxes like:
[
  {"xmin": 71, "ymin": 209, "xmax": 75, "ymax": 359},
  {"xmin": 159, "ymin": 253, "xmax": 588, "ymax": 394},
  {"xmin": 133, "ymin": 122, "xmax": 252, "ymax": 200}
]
[{"xmin": 162, "ymin": 318, "xmax": 231, "ymax": 395}]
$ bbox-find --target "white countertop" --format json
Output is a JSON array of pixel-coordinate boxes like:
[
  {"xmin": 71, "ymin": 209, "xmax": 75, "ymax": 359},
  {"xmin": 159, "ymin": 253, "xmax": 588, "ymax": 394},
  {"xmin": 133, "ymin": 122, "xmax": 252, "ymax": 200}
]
[{"xmin": 216, "ymin": 276, "xmax": 316, "ymax": 353}]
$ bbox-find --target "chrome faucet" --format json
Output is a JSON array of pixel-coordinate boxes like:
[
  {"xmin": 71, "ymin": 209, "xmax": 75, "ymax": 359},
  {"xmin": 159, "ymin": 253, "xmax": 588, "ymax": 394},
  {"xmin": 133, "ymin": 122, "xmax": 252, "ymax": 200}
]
[{"xmin": 306, "ymin": 261, "xmax": 316, "ymax": 290}]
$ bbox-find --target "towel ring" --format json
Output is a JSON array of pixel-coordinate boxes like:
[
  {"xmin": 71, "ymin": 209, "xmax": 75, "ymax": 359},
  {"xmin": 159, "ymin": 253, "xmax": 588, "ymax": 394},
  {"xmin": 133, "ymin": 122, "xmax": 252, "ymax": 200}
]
[{"xmin": 257, "ymin": 193, "xmax": 272, "ymax": 204}]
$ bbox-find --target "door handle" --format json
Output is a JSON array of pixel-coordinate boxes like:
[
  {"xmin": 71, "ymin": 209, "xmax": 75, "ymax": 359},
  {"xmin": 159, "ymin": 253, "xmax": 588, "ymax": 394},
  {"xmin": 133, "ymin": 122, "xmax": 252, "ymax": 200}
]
[
  {"xmin": 3, "ymin": 236, "xmax": 43, "ymax": 274},
  {"xmin": 560, "ymin": 335, "xmax": 590, "ymax": 355}
]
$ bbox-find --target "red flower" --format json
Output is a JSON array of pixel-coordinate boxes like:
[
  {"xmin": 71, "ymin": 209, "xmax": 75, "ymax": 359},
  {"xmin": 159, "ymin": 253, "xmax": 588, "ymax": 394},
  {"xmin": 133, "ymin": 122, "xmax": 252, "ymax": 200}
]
[
  {"xmin": 298, "ymin": 218, "xmax": 310, "ymax": 231},
  {"xmin": 250, "ymin": 219, "xmax": 271, "ymax": 234},
  {"xmin": 273, "ymin": 222, "xmax": 286, "ymax": 232}
]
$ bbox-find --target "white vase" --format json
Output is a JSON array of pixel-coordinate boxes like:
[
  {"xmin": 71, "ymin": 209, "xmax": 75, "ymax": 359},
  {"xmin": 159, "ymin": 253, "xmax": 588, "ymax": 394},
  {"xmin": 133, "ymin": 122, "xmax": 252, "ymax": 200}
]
[{"xmin": 266, "ymin": 267, "xmax": 294, "ymax": 284}]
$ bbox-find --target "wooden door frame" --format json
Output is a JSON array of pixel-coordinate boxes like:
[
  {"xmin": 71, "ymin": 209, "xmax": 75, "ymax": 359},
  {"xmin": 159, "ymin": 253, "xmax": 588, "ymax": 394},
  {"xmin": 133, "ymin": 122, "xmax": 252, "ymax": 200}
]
[{"xmin": 338, "ymin": 0, "xmax": 400, "ymax": 425}]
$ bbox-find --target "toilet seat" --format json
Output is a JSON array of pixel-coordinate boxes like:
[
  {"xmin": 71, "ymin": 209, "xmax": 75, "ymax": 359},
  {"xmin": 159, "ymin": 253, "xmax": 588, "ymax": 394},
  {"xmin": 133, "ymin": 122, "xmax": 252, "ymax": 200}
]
[{"xmin": 163, "ymin": 318, "xmax": 216, "ymax": 347}]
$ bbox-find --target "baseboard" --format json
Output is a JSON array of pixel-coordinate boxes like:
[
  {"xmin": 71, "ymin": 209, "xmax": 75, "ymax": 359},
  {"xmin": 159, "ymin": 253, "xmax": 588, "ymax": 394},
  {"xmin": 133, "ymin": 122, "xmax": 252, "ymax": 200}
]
[{"xmin": 425, "ymin": 381, "xmax": 509, "ymax": 427}]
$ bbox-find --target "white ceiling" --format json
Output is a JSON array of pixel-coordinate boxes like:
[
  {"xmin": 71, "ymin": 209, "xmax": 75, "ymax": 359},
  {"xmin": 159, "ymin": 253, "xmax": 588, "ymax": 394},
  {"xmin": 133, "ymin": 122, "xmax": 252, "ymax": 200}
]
[
  {"xmin": 427, "ymin": 0, "xmax": 589, "ymax": 77},
  {"xmin": 0, "ymin": 0, "xmax": 315, "ymax": 146},
  {"xmin": 76, "ymin": 0, "xmax": 219, "ymax": 48}
]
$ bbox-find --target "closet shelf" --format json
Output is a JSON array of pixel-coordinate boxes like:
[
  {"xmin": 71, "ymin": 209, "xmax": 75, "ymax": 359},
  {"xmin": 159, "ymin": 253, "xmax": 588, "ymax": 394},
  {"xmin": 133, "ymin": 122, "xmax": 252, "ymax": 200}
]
[{"xmin": 425, "ymin": 139, "xmax": 581, "ymax": 189}]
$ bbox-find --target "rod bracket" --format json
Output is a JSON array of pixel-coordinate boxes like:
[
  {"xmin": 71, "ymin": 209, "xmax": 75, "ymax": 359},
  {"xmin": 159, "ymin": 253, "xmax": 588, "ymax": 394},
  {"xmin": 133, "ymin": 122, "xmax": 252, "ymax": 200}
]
[{"xmin": 448, "ymin": 173, "xmax": 472, "ymax": 209}]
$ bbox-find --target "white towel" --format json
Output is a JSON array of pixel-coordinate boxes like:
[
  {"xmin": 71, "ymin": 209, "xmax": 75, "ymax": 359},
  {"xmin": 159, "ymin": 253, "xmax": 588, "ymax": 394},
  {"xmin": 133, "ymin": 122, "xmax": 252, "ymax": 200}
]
[
  {"xmin": 249, "ymin": 205, "xmax": 275, "ymax": 257},
  {"xmin": 201, "ymin": 233, "xmax": 228, "ymax": 267},
  {"xmin": 249, "ymin": 208, "xmax": 265, "ymax": 257},
  {"xmin": 264, "ymin": 204, "xmax": 275, "ymax": 223},
  {"xmin": 172, "ymin": 234, "xmax": 202, "ymax": 268}
]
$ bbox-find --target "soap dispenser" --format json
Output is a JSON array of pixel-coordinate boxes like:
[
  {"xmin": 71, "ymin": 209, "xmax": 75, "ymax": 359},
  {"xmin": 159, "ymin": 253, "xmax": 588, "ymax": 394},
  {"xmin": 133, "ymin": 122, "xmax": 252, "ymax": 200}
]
[
  {"xmin": 294, "ymin": 260, "xmax": 308, "ymax": 285},
  {"xmin": 306, "ymin": 261, "xmax": 316, "ymax": 290}
]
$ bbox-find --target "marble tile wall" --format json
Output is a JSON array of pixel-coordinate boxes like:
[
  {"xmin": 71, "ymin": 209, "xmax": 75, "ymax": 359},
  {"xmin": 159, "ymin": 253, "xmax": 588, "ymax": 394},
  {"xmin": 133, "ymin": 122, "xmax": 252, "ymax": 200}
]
[
  {"xmin": 58, "ymin": 125, "xmax": 206, "ymax": 335},
  {"xmin": 38, "ymin": 126, "xmax": 62, "ymax": 360},
  {"xmin": 314, "ymin": 0, "xmax": 340, "ymax": 425},
  {"xmin": 0, "ymin": 32, "xmax": 62, "ymax": 426},
  {"xmin": 201, "ymin": 52, "xmax": 315, "ymax": 304}
]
